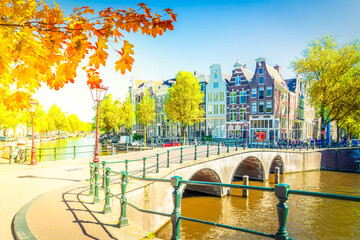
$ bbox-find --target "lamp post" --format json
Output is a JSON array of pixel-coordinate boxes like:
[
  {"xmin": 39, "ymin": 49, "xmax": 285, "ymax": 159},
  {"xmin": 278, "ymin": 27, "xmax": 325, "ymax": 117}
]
[
  {"xmin": 90, "ymin": 85, "xmax": 109, "ymax": 163},
  {"xmin": 29, "ymin": 100, "xmax": 38, "ymax": 165}
]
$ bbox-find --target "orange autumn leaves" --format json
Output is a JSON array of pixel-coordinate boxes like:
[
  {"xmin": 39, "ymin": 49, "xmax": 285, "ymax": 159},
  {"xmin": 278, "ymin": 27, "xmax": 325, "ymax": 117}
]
[{"xmin": 0, "ymin": 1, "xmax": 176, "ymax": 110}]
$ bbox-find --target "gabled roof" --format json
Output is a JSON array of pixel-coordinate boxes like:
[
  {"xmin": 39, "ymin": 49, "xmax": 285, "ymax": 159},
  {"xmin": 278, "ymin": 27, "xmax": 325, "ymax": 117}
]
[
  {"xmin": 266, "ymin": 64, "xmax": 289, "ymax": 90},
  {"xmin": 285, "ymin": 78, "xmax": 297, "ymax": 92},
  {"xmin": 222, "ymin": 72, "xmax": 231, "ymax": 83},
  {"xmin": 240, "ymin": 67, "xmax": 254, "ymax": 81},
  {"xmin": 134, "ymin": 80, "xmax": 147, "ymax": 88}
]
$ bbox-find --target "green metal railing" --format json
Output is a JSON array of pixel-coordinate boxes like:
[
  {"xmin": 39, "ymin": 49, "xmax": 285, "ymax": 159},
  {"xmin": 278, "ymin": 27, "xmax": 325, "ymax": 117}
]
[{"xmin": 88, "ymin": 163, "xmax": 360, "ymax": 240}]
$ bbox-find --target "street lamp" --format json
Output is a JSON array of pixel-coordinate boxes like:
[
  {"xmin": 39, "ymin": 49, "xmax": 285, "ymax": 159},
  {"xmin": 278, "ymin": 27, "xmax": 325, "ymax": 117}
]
[
  {"xmin": 89, "ymin": 85, "xmax": 109, "ymax": 163},
  {"xmin": 29, "ymin": 100, "xmax": 38, "ymax": 165}
]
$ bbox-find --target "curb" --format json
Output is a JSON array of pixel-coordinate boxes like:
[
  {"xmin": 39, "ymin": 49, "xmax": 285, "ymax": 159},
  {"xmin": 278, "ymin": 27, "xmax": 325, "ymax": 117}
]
[{"xmin": 13, "ymin": 194, "xmax": 43, "ymax": 240}]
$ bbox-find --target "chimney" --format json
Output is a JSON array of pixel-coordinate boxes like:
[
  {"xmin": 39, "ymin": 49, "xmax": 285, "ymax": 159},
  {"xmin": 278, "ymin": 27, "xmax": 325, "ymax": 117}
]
[
  {"xmin": 243, "ymin": 64, "xmax": 246, "ymax": 69},
  {"xmin": 274, "ymin": 65, "xmax": 281, "ymax": 74}
]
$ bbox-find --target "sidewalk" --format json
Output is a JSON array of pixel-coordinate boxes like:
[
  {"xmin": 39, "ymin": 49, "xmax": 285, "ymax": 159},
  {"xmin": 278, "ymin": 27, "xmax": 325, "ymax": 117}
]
[{"xmin": 1, "ymin": 147, "xmax": 186, "ymax": 240}]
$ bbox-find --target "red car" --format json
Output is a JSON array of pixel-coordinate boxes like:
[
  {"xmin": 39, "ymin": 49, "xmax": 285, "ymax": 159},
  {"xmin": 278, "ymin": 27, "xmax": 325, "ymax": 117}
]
[{"xmin": 161, "ymin": 142, "xmax": 181, "ymax": 147}]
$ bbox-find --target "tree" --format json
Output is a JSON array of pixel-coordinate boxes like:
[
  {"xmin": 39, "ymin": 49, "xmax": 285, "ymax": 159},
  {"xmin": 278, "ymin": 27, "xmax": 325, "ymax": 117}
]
[
  {"xmin": 292, "ymin": 34, "xmax": 360, "ymax": 142},
  {"xmin": 121, "ymin": 93, "xmax": 135, "ymax": 140},
  {"xmin": 0, "ymin": 1, "xmax": 176, "ymax": 110},
  {"xmin": 47, "ymin": 104, "xmax": 66, "ymax": 134},
  {"xmin": 67, "ymin": 114, "xmax": 82, "ymax": 133},
  {"xmin": 0, "ymin": 103, "xmax": 19, "ymax": 136},
  {"xmin": 99, "ymin": 94, "xmax": 121, "ymax": 138},
  {"xmin": 136, "ymin": 89, "xmax": 155, "ymax": 145},
  {"xmin": 165, "ymin": 71, "xmax": 204, "ymax": 145}
]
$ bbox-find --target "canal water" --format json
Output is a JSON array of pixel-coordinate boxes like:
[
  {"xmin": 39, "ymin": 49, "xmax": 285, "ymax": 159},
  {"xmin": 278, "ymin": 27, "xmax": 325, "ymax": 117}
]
[
  {"xmin": 156, "ymin": 171, "xmax": 360, "ymax": 240},
  {"xmin": 33, "ymin": 136, "xmax": 112, "ymax": 161}
]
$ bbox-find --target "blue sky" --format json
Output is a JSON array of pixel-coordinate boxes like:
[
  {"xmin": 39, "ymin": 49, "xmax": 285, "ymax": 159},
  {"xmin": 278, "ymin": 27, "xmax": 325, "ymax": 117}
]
[{"xmin": 34, "ymin": 0, "xmax": 360, "ymax": 122}]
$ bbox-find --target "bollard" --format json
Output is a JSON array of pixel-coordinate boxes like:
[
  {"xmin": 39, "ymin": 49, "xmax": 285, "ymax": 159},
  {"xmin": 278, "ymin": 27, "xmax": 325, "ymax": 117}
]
[
  {"xmin": 207, "ymin": 143, "xmax": 209, "ymax": 157},
  {"xmin": 156, "ymin": 154, "xmax": 160, "ymax": 173},
  {"xmin": 102, "ymin": 161, "xmax": 107, "ymax": 188},
  {"xmin": 194, "ymin": 145, "xmax": 197, "ymax": 160},
  {"xmin": 227, "ymin": 141, "xmax": 230, "ymax": 153},
  {"xmin": 125, "ymin": 160, "xmax": 128, "ymax": 173},
  {"xmin": 171, "ymin": 176, "xmax": 182, "ymax": 240},
  {"xmin": 143, "ymin": 157, "xmax": 146, "ymax": 178},
  {"xmin": 112, "ymin": 143, "xmax": 115, "ymax": 155},
  {"xmin": 93, "ymin": 164, "xmax": 100, "ymax": 204},
  {"xmin": 103, "ymin": 167, "xmax": 111, "ymax": 213},
  {"xmin": 218, "ymin": 142, "xmax": 220, "ymax": 155},
  {"xmin": 89, "ymin": 162, "xmax": 94, "ymax": 195},
  {"xmin": 118, "ymin": 171, "xmax": 129, "ymax": 227},
  {"xmin": 242, "ymin": 175, "xmax": 249, "ymax": 198},
  {"xmin": 73, "ymin": 146, "xmax": 76, "ymax": 159},
  {"xmin": 275, "ymin": 167, "xmax": 280, "ymax": 184},
  {"xmin": 274, "ymin": 183, "xmax": 290, "ymax": 240},
  {"xmin": 167, "ymin": 150, "xmax": 170, "ymax": 167},
  {"xmin": 180, "ymin": 147, "xmax": 183, "ymax": 163}
]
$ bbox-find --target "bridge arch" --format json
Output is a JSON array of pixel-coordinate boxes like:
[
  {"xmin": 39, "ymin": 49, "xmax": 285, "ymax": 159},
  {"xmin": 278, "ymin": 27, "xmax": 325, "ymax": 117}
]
[
  {"xmin": 269, "ymin": 155, "xmax": 284, "ymax": 174},
  {"xmin": 231, "ymin": 156, "xmax": 266, "ymax": 182},
  {"xmin": 182, "ymin": 168, "xmax": 223, "ymax": 197}
]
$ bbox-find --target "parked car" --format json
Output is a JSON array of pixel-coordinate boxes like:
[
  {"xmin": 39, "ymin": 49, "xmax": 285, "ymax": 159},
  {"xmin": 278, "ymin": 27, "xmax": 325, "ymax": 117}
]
[{"xmin": 161, "ymin": 142, "xmax": 181, "ymax": 148}]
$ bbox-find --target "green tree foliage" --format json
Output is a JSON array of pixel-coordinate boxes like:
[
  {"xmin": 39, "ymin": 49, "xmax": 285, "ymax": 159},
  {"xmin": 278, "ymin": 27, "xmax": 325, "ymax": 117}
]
[
  {"xmin": 136, "ymin": 89, "xmax": 155, "ymax": 145},
  {"xmin": 47, "ymin": 104, "xmax": 67, "ymax": 134},
  {"xmin": 165, "ymin": 71, "xmax": 204, "ymax": 145},
  {"xmin": 99, "ymin": 94, "xmax": 122, "ymax": 136},
  {"xmin": 121, "ymin": 93, "xmax": 135, "ymax": 138},
  {"xmin": 67, "ymin": 114, "xmax": 82, "ymax": 133},
  {"xmin": 292, "ymin": 35, "xmax": 360, "ymax": 140},
  {"xmin": 0, "ymin": 102, "xmax": 19, "ymax": 135}
]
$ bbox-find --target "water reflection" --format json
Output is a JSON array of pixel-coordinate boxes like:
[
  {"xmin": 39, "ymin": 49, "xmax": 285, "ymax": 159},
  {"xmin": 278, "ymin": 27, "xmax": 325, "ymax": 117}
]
[{"xmin": 156, "ymin": 171, "xmax": 360, "ymax": 240}]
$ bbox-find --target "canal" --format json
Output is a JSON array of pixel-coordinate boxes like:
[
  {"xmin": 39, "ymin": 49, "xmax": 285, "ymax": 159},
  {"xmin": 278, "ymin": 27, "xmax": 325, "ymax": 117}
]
[
  {"xmin": 156, "ymin": 170, "xmax": 360, "ymax": 239},
  {"xmin": 32, "ymin": 136, "xmax": 113, "ymax": 161}
]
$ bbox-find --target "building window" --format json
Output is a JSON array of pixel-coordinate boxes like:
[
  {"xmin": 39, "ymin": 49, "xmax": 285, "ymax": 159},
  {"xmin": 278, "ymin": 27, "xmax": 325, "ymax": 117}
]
[
  {"xmin": 220, "ymin": 104, "xmax": 225, "ymax": 114},
  {"xmin": 266, "ymin": 87, "xmax": 272, "ymax": 97},
  {"xmin": 251, "ymin": 102, "xmax": 257, "ymax": 113},
  {"xmin": 240, "ymin": 91, "xmax": 246, "ymax": 104},
  {"xmin": 251, "ymin": 88, "xmax": 257, "ymax": 98},
  {"xmin": 230, "ymin": 92, "xmax": 236, "ymax": 104},
  {"xmin": 239, "ymin": 108, "xmax": 246, "ymax": 121},
  {"xmin": 214, "ymin": 92, "xmax": 219, "ymax": 101},
  {"xmin": 214, "ymin": 82, "xmax": 219, "ymax": 88},
  {"xmin": 208, "ymin": 105, "xmax": 213, "ymax": 115},
  {"xmin": 220, "ymin": 92, "xmax": 224, "ymax": 101},
  {"xmin": 208, "ymin": 93, "xmax": 212, "ymax": 102},
  {"xmin": 259, "ymin": 101, "xmax": 264, "ymax": 113},
  {"xmin": 259, "ymin": 68, "xmax": 264, "ymax": 74},
  {"xmin": 266, "ymin": 101, "xmax": 272, "ymax": 113},
  {"xmin": 235, "ymin": 76, "xmax": 241, "ymax": 85},
  {"xmin": 214, "ymin": 73, "xmax": 217, "ymax": 78},
  {"xmin": 259, "ymin": 77, "xmax": 264, "ymax": 84},
  {"xmin": 284, "ymin": 106, "xmax": 288, "ymax": 115},
  {"xmin": 214, "ymin": 105, "xmax": 219, "ymax": 114},
  {"xmin": 230, "ymin": 108, "xmax": 236, "ymax": 121},
  {"xmin": 201, "ymin": 84, "xmax": 205, "ymax": 91},
  {"xmin": 259, "ymin": 88, "xmax": 264, "ymax": 100}
]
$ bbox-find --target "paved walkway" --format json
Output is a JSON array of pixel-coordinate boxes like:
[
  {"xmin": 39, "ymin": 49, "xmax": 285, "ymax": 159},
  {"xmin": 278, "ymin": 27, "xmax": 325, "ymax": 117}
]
[{"xmin": 1, "ymin": 145, "xmax": 221, "ymax": 240}]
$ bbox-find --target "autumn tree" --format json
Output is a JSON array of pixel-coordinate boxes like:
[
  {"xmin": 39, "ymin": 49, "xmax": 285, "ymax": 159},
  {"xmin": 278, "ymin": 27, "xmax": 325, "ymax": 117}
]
[
  {"xmin": 99, "ymin": 94, "xmax": 121, "ymax": 139},
  {"xmin": 47, "ymin": 104, "xmax": 67, "ymax": 134},
  {"xmin": 120, "ymin": 93, "xmax": 135, "ymax": 141},
  {"xmin": 292, "ymin": 34, "xmax": 360, "ymax": 142},
  {"xmin": 136, "ymin": 89, "xmax": 155, "ymax": 146},
  {"xmin": 67, "ymin": 114, "xmax": 82, "ymax": 133},
  {"xmin": 165, "ymin": 71, "xmax": 204, "ymax": 145},
  {"xmin": 0, "ymin": 103, "xmax": 20, "ymax": 136},
  {"xmin": 0, "ymin": 1, "xmax": 176, "ymax": 110}
]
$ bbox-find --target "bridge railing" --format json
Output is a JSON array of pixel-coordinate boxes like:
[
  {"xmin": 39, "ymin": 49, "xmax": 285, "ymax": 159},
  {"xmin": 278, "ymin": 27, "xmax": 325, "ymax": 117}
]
[{"xmin": 88, "ymin": 163, "xmax": 360, "ymax": 240}]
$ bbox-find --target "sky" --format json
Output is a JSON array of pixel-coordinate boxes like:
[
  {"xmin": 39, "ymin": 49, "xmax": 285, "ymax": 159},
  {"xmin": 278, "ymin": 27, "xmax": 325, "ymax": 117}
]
[{"xmin": 34, "ymin": 0, "xmax": 360, "ymax": 122}]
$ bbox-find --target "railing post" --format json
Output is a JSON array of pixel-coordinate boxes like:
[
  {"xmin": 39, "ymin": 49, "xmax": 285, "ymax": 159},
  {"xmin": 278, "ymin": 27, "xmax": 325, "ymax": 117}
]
[
  {"xmin": 207, "ymin": 143, "xmax": 209, "ymax": 157},
  {"xmin": 125, "ymin": 160, "xmax": 128, "ymax": 173},
  {"xmin": 218, "ymin": 142, "xmax": 220, "ymax": 155},
  {"xmin": 194, "ymin": 145, "xmax": 197, "ymax": 160},
  {"xmin": 227, "ymin": 141, "xmax": 230, "ymax": 153},
  {"xmin": 73, "ymin": 146, "xmax": 76, "ymax": 159},
  {"xmin": 112, "ymin": 143, "xmax": 115, "ymax": 155},
  {"xmin": 156, "ymin": 154, "xmax": 160, "ymax": 173},
  {"xmin": 103, "ymin": 167, "xmax": 111, "ymax": 213},
  {"xmin": 93, "ymin": 164, "xmax": 100, "ymax": 204},
  {"xmin": 118, "ymin": 171, "xmax": 129, "ymax": 228},
  {"xmin": 39, "ymin": 148, "xmax": 42, "ymax": 161},
  {"xmin": 275, "ymin": 167, "xmax": 280, "ymax": 184},
  {"xmin": 167, "ymin": 150, "xmax": 170, "ymax": 167},
  {"xmin": 274, "ymin": 183, "xmax": 290, "ymax": 240},
  {"xmin": 89, "ymin": 162, "xmax": 94, "ymax": 195},
  {"xmin": 171, "ymin": 176, "xmax": 182, "ymax": 240},
  {"xmin": 102, "ymin": 161, "xmax": 107, "ymax": 188},
  {"xmin": 235, "ymin": 141, "xmax": 238, "ymax": 151},
  {"xmin": 242, "ymin": 175, "xmax": 249, "ymax": 198},
  {"xmin": 180, "ymin": 148, "xmax": 183, "ymax": 163},
  {"xmin": 143, "ymin": 157, "xmax": 146, "ymax": 178}
]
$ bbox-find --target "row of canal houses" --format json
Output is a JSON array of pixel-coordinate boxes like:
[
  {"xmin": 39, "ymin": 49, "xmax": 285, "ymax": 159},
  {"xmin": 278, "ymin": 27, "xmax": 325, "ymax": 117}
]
[{"xmin": 129, "ymin": 57, "xmax": 317, "ymax": 143}]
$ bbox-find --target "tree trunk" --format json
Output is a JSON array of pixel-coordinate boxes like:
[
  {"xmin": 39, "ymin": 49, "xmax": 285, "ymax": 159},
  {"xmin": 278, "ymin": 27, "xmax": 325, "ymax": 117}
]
[
  {"xmin": 320, "ymin": 116, "xmax": 325, "ymax": 143},
  {"xmin": 144, "ymin": 127, "xmax": 147, "ymax": 147},
  {"xmin": 336, "ymin": 122, "xmax": 340, "ymax": 142}
]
